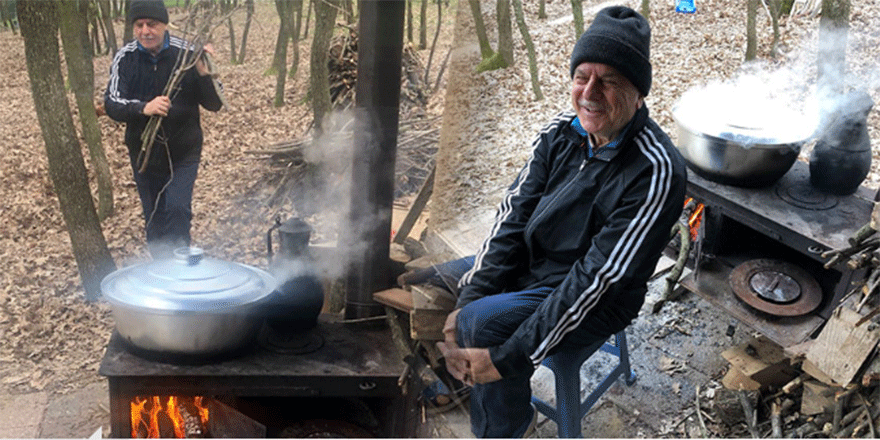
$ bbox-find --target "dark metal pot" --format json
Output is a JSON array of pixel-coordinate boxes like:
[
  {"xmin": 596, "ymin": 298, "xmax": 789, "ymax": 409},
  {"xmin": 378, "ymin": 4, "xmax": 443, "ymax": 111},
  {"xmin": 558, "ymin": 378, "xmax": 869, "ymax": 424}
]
[
  {"xmin": 101, "ymin": 247, "xmax": 277, "ymax": 357},
  {"xmin": 264, "ymin": 217, "xmax": 324, "ymax": 333}
]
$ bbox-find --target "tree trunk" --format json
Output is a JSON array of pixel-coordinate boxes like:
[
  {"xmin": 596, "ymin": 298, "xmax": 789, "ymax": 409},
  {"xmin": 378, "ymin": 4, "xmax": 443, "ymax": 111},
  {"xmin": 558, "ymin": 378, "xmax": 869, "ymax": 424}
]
[
  {"xmin": 303, "ymin": 0, "xmax": 312, "ymax": 38},
  {"xmin": 98, "ymin": 0, "xmax": 117, "ymax": 54},
  {"xmin": 818, "ymin": 0, "xmax": 850, "ymax": 98},
  {"xmin": 640, "ymin": 0, "xmax": 650, "ymax": 19},
  {"xmin": 423, "ymin": 0, "xmax": 443, "ymax": 83},
  {"xmin": 17, "ymin": 0, "xmax": 116, "ymax": 301},
  {"xmin": 237, "ymin": 0, "xmax": 254, "ymax": 64},
  {"xmin": 310, "ymin": 0, "xmax": 338, "ymax": 135},
  {"xmin": 467, "ymin": 0, "xmax": 494, "ymax": 59},
  {"xmin": 538, "ymin": 0, "xmax": 546, "ymax": 19},
  {"xmin": 512, "ymin": 0, "xmax": 542, "ymax": 100},
  {"xmin": 496, "ymin": 0, "xmax": 513, "ymax": 66},
  {"xmin": 745, "ymin": 0, "xmax": 757, "ymax": 61},
  {"xmin": 122, "ymin": 0, "xmax": 132, "ymax": 43},
  {"xmin": 273, "ymin": 0, "xmax": 293, "ymax": 106},
  {"xmin": 767, "ymin": 0, "xmax": 781, "ymax": 56},
  {"xmin": 419, "ymin": 0, "xmax": 428, "ymax": 49},
  {"xmin": 406, "ymin": 0, "xmax": 413, "ymax": 42},
  {"xmin": 220, "ymin": 0, "xmax": 237, "ymax": 63},
  {"xmin": 570, "ymin": 0, "xmax": 584, "ymax": 38},
  {"xmin": 289, "ymin": 0, "xmax": 304, "ymax": 80},
  {"xmin": 60, "ymin": 0, "xmax": 115, "ymax": 221}
]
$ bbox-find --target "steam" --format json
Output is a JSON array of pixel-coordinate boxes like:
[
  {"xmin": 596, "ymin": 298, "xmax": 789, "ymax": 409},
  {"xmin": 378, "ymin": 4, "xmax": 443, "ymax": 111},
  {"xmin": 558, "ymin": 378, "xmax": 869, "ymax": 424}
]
[{"xmin": 674, "ymin": 18, "xmax": 880, "ymax": 147}]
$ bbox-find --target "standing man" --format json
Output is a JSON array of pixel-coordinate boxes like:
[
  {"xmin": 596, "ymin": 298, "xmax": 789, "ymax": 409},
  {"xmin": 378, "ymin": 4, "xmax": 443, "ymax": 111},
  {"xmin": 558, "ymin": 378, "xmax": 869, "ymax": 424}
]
[
  {"xmin": 104, "ymin": 0, "xmax": 223, "ymax": 259},
  {"xmin": 436, "ymin": 6, "xmax": 687, "ymax": 437}
]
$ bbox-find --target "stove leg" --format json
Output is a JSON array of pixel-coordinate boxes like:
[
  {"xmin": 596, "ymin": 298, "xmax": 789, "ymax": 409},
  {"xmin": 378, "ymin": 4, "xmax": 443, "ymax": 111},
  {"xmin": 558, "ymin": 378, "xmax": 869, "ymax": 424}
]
[{"xmin": 108, "ymin": 379, "xmax": 133, "ymax": 438}]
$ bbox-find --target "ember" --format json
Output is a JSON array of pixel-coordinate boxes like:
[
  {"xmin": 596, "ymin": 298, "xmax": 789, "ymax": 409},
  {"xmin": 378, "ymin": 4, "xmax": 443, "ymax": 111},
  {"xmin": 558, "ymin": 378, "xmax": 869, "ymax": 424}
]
[{"xmin": 130, "ymin": 396, "xmax": 210, "ymax": 438}]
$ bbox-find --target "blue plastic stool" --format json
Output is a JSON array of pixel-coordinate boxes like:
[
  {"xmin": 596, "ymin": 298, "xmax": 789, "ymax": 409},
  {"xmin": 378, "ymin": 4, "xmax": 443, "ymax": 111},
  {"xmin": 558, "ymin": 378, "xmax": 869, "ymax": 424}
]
[{"xmin": 531, "ymin": 330, "xmax": 637, "ymax": 438}]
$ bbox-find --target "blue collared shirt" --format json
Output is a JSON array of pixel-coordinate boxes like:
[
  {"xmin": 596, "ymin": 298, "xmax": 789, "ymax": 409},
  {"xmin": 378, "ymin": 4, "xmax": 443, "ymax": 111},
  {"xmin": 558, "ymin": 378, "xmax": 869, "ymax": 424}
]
[{"xmin": 571, "ymin": 117, "xmax": 633, "ymax": 158}]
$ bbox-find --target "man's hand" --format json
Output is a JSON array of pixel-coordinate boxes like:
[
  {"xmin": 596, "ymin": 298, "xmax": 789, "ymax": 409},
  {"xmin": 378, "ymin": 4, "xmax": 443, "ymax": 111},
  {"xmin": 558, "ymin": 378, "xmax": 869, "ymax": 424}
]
[
  {"xmin": 143, "ymin": 96, "xmax": 170, "ymax": 116},
  {"xmin": 436, "ymin": 343, "xmax": 502, "ymax": 386},
  {"xmin": 196, "ymin": 43, "xmax": 215, "ymax": 77}
]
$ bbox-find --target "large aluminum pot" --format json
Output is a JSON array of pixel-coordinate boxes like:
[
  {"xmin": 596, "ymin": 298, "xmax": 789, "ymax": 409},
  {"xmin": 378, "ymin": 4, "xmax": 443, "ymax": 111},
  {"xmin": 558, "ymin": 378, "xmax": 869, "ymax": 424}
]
[
  {"xmin": 101, "ymin": 247, "xmax": 276, "ymax": 357},
  {"xmin": 673, "ymin": 82, "xmax": 816, "ymax": 187}
]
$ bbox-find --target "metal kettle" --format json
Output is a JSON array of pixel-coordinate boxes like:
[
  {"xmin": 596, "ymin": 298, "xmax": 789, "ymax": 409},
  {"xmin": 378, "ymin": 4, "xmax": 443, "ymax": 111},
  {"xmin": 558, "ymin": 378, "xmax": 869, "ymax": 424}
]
[
  {"xmin": 809, "ymin": 90, "xmax": 875, "ymax": 195},
  {"xmin": 264, "ymin": 217, "xmax": 324, "ymax": 332}
]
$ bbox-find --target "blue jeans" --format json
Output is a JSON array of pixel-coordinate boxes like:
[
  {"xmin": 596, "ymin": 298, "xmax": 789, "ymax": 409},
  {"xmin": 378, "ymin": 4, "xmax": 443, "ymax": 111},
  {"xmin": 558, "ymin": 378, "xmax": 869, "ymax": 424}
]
[
  {"xmin": 434, "ymin": 257, "xmax": 632, "ymax": 437},
  {"xmin": 132, "ymin": 161, "xmax": 199, "ymax": 259}
]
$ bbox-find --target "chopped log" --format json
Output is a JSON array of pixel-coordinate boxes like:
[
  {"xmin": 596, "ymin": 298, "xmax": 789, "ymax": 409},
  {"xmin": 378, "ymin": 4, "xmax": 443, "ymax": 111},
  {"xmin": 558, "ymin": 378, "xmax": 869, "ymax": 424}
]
[
  {"xmin": 801, "ymin": 380, "xmax": 836, "ymax": 415},
  {"xmin": 722, "ymin": 336, "xmax": 798, "ymax": 390},
  {"xmin": 771, "ymin": 401, "xmax": 782, "ymax": 438},
  {"xmin": 393, "ymin": 165, "xmax": 434, "ymax": 244},
  {"xmin": 806, "ymin": 305, "xmax": 880, "ymax": 385},
  {"xmin": 713, "ymin": 388, "xmax": 746, "ymax": 426}
]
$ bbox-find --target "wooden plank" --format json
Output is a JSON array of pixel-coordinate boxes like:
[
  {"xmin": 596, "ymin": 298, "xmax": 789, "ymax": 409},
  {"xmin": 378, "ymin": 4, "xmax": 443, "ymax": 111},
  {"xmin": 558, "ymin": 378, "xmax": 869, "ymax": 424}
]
[
  {"xmin": 801, "ymin": 380, "xmax": 835, "ymax": 415},
  {"xmin": 806, "ymin": 302, "xmax": 880, "ymax": 385},
  {"xmin": 410, "ymin": 308, "xmax": 448, "ymax": 341},
  {"xmin": 411, "ymin": 284, "xmax": 456, "ymax": 311},
  {"xmin": 722, "ymin": 336, "xmax": 798, "ymax": 390},
  {"xmin": 373, "ymin": 288, "xmax": 414, "ymax": 313},
  {"xmin": 392, "ymin": 166, "xmax": 435, "ymax": 244}
]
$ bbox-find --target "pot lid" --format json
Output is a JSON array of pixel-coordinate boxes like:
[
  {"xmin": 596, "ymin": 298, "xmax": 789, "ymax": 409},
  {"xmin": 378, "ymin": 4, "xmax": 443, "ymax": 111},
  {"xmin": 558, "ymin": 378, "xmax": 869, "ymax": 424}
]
[{"xmin": 101, "ymin": 247, "xmax": 276, "ymax": 313}]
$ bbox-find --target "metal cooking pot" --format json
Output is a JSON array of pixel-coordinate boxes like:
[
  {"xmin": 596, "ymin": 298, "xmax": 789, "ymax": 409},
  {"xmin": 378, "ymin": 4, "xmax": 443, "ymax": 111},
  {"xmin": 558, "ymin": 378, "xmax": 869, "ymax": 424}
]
[
  {"xmin": 101, "ymin": 247, "xmax": 276, "ymax": 357},
  {"xmin": 672, "ymin": 86, "xmax": 815, "ymax": 188}
]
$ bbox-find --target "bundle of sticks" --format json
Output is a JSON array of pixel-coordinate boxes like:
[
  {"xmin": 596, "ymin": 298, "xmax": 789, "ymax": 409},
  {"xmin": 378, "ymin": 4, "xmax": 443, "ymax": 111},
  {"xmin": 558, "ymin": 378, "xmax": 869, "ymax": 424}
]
[{"xmin": 822, "ymin": 203, "xmax": 880, "ymax": 312}]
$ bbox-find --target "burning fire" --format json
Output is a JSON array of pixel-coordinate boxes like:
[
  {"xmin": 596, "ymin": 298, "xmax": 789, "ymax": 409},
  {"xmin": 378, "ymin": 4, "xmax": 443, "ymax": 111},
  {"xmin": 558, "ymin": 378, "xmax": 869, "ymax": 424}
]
[
  {"xmin": 130, "ymin": 396, "xmax": 210, "ymax": 438},
  {"xmin": 685, "ymin": 197, "xmax": 705, "ymax": 241}
]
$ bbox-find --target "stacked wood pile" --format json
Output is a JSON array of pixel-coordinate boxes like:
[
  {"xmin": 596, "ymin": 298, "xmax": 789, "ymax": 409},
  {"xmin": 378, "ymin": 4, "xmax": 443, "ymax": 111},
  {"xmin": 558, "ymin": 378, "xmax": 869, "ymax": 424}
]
[{"xmin": 713, "ymin": 205, "xmax": 880, "ymax": 438}]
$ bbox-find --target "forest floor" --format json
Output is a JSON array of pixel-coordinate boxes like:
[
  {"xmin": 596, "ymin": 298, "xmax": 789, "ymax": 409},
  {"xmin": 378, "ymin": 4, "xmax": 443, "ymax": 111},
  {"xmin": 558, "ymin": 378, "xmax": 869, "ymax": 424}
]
[{"xmin": 1, "ymin": 0, "xmax": 879, "ymax": 437}]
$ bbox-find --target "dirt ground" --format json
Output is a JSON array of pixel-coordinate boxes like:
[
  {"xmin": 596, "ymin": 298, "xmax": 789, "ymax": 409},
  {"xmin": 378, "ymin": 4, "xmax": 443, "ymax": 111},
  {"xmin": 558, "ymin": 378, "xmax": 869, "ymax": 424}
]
[{"xmin": 1, "ymin": 0, "xmax": 879, "ymax": 437}]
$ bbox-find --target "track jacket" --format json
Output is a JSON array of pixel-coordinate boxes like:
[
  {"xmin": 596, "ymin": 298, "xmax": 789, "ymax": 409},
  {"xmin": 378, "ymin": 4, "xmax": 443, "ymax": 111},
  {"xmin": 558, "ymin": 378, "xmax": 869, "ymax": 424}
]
[
  {"xmin": 104, "ymin": 32, "xmax": 223, "ymax": 172},
  {"xmin": 456, "ymin": 105, "xmax": 687, "ymax": 378}
]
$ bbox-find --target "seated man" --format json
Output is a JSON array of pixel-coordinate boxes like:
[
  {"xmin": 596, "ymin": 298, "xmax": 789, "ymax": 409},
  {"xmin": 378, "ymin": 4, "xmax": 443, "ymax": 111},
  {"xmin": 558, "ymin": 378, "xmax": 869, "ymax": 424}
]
[{"xmin": 436, "ymin": 6, "xmax": 687, "ymax": 437}]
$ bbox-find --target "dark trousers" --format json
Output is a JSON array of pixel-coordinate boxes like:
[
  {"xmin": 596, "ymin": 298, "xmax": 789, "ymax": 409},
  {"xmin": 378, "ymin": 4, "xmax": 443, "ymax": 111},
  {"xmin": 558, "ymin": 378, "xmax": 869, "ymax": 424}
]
[
  {"xmin": 132, "ymin": 161, "xmax": 199, "ymax": 259},
  {"xmin": 433, "ymin": 257, "xmax": 632, "ymax": 437}
]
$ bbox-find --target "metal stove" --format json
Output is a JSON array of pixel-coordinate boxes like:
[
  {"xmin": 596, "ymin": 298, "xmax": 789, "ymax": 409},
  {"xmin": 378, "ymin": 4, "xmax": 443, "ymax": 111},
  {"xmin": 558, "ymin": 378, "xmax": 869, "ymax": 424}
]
[
  {"xmin": 98, "ymin": 315, "xmax": 418, "ymax": 438},
  {"xmin": 680, "ymin": 160, "xmax": 874, "ymax": 347}
]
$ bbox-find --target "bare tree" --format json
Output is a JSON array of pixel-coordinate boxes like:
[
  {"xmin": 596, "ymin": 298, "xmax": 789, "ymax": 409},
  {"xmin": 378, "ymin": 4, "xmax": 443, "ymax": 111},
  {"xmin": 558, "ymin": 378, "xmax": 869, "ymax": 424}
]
[
  {"xmin": 406, "ymin": 0, "xmax": 413, "ymax": 42},
  {"xmin": 745, "ymin": 0, "xmax": 757, "ymax": 61},
  {"xmin": 468, "ymin": 0, "xmax": 494, "ymax": 59},
  {"xmin": 538, "ymin": 0, "xmax": 546, "ymax": 19},
  {"xmin": 1, "ymin": 0, "xmax": 17, "ymax": 34},
  {"xmin": 496, "ymin": 0, "xmax": 513, "ymax": 66},
  {"xmin": 571, "ymin": 0, "xmax": 584, "ymax": 38},
  {"xmin": 310, "ymin": 0, "xmax": 339, "ymax": 135},
  {"xmin": 236, "ymin": 0, "xmax": 254, "ymax": 64},
  {"xmin": 512, "ymin": 0, "xmax": 542, "ymax": 100},
  {"xmin": 419, "ymin": 0, "xmax": 428, "ymax": 49},
  {"xmin": 640, "ymin": 0, "xmax": 650, "ymax": 19},
  {"xmin": 424, "ymin": 0, "xmax": 444, "ymax": 83},
  {"xmin": 818, "ymin": 0, "xmax": 850, "ymax": 98},
  {"xmin": 60, "ymin": 0, "xmax": 114, "ymax": 220},
  {"xmin": 289, "ymin": 0, "xmax": 304, "ymax": 80},
  {"xmin": 122, "ymin": 0, "xmax": 132, "ymax": 43},
  {"xmin": 98, "ymin": 0, "xmax": 118, "ymax": 54},
  {"xmin": 273, "ymin": 0, "xmax": 294, "ymax": 106},
  {"xmin": 17, "ymin": 0, "xmax": 116, "ymax": 300},
  {"xmin": 220, "ymin": 0, "xmax": 237, "ymax": 63}
]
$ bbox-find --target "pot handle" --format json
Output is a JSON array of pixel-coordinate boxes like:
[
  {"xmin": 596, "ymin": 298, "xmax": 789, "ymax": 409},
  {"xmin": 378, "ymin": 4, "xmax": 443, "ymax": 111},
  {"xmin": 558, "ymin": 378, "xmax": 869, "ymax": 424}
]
[{"xmin": 267, "ymin": 216, "xmax": 283, "ymax": 265}]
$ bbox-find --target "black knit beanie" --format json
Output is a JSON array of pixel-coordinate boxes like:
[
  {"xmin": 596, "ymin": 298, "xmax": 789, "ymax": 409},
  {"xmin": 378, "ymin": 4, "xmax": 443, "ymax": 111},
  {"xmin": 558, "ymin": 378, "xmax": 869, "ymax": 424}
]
[
  {"xmin": 129, "ymin": 0, "xmax": 169, "ymax": 24},
  {"xmin": 569, "ymin": 6, "xmax": 652, "ymax": 96}
]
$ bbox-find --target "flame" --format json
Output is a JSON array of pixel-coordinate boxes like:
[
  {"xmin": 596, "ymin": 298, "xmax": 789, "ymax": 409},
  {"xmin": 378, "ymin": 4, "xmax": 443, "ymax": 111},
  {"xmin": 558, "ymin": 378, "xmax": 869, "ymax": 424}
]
[
  {"xmin": 684, "ymin": 197, "xmax": 705, "ymax": 241},
  {"xmin": 130, "ymin": 396, "xmax": 210, "ymax": 438}
]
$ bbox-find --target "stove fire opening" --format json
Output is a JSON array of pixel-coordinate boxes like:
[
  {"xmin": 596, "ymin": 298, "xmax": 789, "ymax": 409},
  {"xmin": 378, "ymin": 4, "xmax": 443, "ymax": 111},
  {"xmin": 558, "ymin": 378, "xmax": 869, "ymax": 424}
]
[{"xmin": 130, "ymin": 396, "xmax": 210, "ymax": 438}]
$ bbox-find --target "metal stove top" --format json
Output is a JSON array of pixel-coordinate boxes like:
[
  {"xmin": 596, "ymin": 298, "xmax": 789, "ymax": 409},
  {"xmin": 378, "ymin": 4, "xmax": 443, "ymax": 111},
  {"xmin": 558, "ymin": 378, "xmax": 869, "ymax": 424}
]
[{"xmin": 681, "ymin": 160, "xmax": 874, "ymax": 347}]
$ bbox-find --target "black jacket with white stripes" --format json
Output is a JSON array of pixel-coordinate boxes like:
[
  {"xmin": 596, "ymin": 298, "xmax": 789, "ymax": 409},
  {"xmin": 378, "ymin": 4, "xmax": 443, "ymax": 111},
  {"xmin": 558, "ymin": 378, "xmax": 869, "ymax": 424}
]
[
  {"xmin": 456, "ymin": 105, "xmax": 687, "ymax": 378},
  {"xmin": 104, "ymin": 33, "xmax": 222, "ymax": 172}
]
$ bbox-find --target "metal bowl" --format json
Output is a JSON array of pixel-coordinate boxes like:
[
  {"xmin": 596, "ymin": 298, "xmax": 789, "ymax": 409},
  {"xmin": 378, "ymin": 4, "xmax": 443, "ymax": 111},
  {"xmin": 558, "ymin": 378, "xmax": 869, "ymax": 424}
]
[
  {"xmin": 673, "ymin": 108, "xmax": 809, "ymax": 188},
  {"xmin": 101, "ymin": 247, "xmax": 277, "ymax": 357}
]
